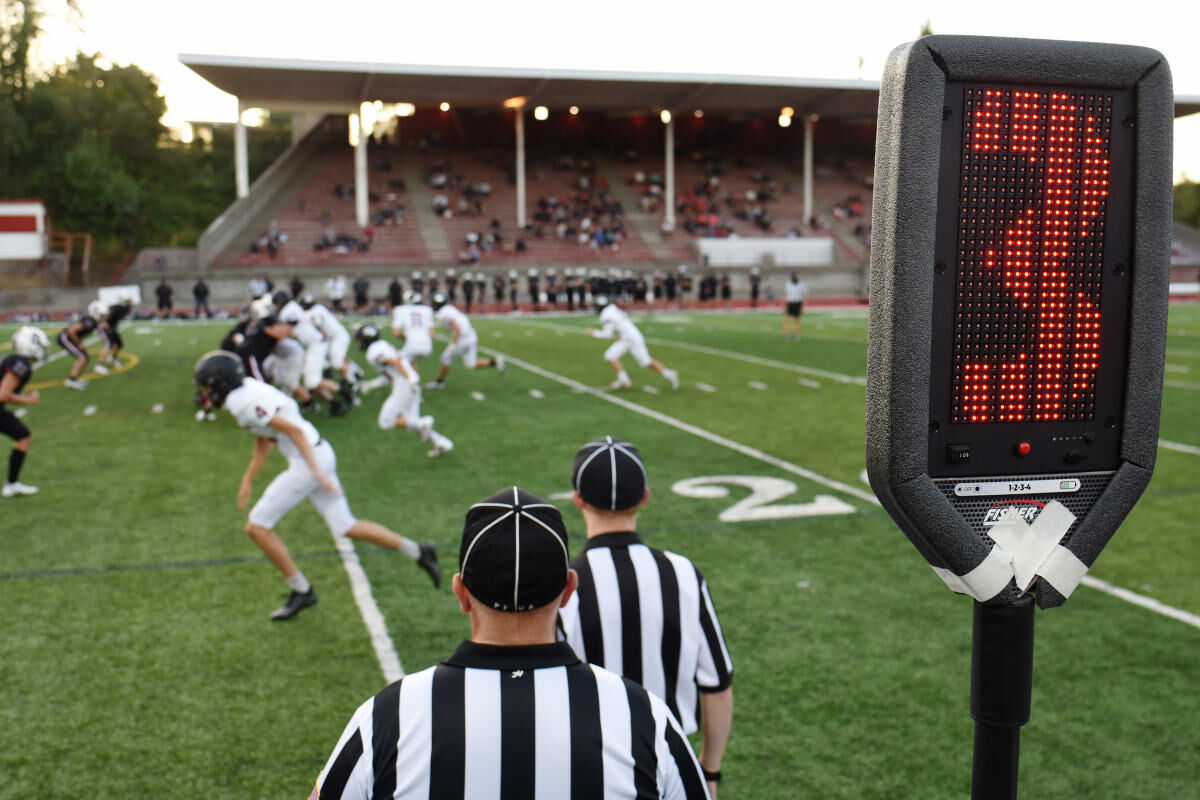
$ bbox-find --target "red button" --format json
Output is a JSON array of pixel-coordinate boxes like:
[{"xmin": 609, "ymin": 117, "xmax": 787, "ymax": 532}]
[{"xmin": 1017, "ymin": 442, "xmax": 1032, "ymax": 456}]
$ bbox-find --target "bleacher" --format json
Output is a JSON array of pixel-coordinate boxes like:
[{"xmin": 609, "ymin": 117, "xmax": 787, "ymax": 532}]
[
  {"xmin": 232, "ymin": 149, "xmax": 429, "ymax": 268},
  {"xmin": 213, "ymin": 117, "xmax": 874, "ymax": 272}
]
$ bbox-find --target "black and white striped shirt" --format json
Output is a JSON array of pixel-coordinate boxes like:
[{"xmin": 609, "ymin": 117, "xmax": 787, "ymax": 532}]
[
  {"xmin": 558, "ymin": 532, "xmax": 733, "ymax": 735},
  {"xmin": 313, "ymin": 641, "xmax": 710, "ymax": 800},
  {"xmin": 785, "ymin": 279, "xmax": 808, "ymax": 303}
]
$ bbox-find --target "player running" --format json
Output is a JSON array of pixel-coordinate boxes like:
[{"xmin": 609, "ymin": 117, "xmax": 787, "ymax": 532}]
[
  {"xmin": 587, "ymin": 295, "xmax": 679, "ymax": 390},
  {"xmin": 193, "ymin": 350, "xmax": 441, "ymax": 620},
  {"xmin": 425, "ymin": 292, "xmax": 503, "ymax": 390},
  {"xmin": 1, "ymin": 327, "xmax": 49, "ymax": 497},
  {"xmin": 355, "ymin": 324, "xmax": 454, "ymax": 458}
]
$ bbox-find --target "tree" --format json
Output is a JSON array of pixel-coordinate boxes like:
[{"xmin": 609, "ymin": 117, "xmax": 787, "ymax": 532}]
[{"xmin": 1176, "ymin": 182, "xmax": 1200, "ymax": 229}]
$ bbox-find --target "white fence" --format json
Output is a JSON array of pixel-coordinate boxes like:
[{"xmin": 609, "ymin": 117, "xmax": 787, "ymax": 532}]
[{"xmin": 695, "ymin": 237, "xmax": 835, "ymax": 268}]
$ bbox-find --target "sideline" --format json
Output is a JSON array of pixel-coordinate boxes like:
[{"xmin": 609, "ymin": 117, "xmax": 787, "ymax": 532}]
[
  {"xmin": 481, "ymin": 343, "xmax": 1200, "ymax": 632},
  {"xmin": 330, "ymin": 532, "xmax": 405, "ymax": 682}
]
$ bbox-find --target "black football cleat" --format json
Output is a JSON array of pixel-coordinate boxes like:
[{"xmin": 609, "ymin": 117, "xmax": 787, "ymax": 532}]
[
  {"xmin": 328, "ymin": 398, "xmax": 348, "ymax": 417},
  {"xmin": 270, "ymin": 588, "xmax": 318, "ymax": 620},
  {"xmin": 416, "ymin": 542, "xmax": 441, "ymax": 588}
]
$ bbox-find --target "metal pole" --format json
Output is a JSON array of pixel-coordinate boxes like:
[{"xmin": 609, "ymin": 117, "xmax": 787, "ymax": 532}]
[
  {"xmin": 515, "ymin": 107, "xmax": 526, "ymax": 230},
  {"xmin": 355, "ymin": 108, "xmax": 369, "ymax": 228},
  {"xmin": 234, "ymin": 101, "xmax": 250, "ymax": 199},
  {"xmin": 970, "ymin": 596, "xmax": 1035, "ymax": 800},
  {"xmin": 803, "ymin": 113, "xmax": 814, "ymax": 226},
  {"xmin": 664, "ymin": 117, "xmax": 675, "ymax": 230}
]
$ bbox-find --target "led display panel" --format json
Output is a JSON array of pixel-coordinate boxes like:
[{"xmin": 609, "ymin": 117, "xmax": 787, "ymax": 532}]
[
  {"xmin": 926, "ymin": 81, "xmax": 1135, "ymax": 476},
  {"xmin": 952, "ymin": 87, "xmax": 1112, "ymax": 424}
]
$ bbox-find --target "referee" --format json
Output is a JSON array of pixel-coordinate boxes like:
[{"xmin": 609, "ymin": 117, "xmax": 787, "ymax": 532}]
[
  {"xmin": 783, "ymin": 272, "xmax": 808, "ymax": 341},
  {"xmin": 559, "ymin": 437, "xmax": 734, "ymax": 799},
  {"xmin": 312, "ymin": 487, "xmax": 711, "ymax": 800}
]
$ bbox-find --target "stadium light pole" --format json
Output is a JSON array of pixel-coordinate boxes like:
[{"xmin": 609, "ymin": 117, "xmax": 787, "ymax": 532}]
[
  {"xmin": 355, "ymin": 102, "xmax": 370, "ymax": 228},
  {"xmin": 663, "ymin": 110, "xmax": 675, "ymax": 231},
  {"xmin": 234, "ymin": 100, "xmax": 249, "ymax": 199},
  {"xmin": 515, "ymin": 105, "xmax": 526, "ymax": 230},
  {"xmin": 802, "ymin": 113, "xmax": 814, "ymax": 226}
]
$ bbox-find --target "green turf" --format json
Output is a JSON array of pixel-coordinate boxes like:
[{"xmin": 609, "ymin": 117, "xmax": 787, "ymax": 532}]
[{"xmin": 0, "ymin": 307, "xmax": 1197, "ymax": 799}]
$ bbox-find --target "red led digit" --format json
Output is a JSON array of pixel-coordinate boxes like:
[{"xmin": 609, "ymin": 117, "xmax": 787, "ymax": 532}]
[{"xmin": 951, "ymin": 86, "xmax": 1111, "ymax": 424}]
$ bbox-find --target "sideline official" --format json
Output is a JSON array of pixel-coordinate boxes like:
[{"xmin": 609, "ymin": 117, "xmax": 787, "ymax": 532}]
[
  {"xmin": 312, "ymin": 487, "xmax": 711, "ymax": 799},
  {"xmin": 559, "ymin": 437, "xmax": 734, "ymax": 798}
]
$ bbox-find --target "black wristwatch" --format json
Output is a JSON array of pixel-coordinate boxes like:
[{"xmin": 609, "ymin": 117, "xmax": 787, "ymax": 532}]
[{"xmin": 702, "ymin": 768, "xmax": 722, "ymax": 783}]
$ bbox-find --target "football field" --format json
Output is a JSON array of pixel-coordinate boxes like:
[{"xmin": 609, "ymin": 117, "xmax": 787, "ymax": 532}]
[{"xmin": 1, "ymin": 305, "xmax": 1198, "ymax": 799}]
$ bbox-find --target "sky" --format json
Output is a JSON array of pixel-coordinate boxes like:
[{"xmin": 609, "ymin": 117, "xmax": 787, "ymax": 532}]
[{"xmin": 31, "ymin": 0, "xmax": 1200, "ymax": 182}]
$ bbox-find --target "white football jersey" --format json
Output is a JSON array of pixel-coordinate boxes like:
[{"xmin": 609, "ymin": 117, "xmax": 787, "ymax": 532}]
[
  {"xmin": 434, "ymin": 304, "xmax": 476, "ymax": 341},
  {"xmin": 278, "ymin": 300, "xmax": 323, "ymax": 347},
  {"xmin": 598, "ymin": 303, "xmax": 643, "ymax": 343},
  {"xmin": 391, "ymin": 303, "xmax": 434, "ymax": 349},
  {"xmin": 365, "ymin": 340, "xmax": 414, "ymax": 383},
  {"xmin": 306, "ymin": 304, "xmax": 348, "ymax": 342},
  {"xmin": 224, "ymin": 378, "xmax": 321, "ymax": 463}
]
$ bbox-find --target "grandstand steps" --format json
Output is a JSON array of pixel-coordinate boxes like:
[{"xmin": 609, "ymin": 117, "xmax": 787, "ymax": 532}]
[
  {"xmin": 399, "ymin": 157, "xmax": 454, "ymax": 262},
  {"xmin": 598, "ymin": 161, "xmax": 683, "ymax": 263}
]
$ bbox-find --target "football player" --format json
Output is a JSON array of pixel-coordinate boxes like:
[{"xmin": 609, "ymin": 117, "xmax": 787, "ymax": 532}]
[
  {"xmin": 193, "ymin": 350, "xmax": 441, "ymax": 620},
  {"xmin": 56, "ymin": 307, "xmax": 100, "ymax": 390},
  {"xmin": 1, "ymin": 327, "xmax": 48, "ymax": 496},
  {"xmin": 95, "ymin": 297, "xmax": 133, "ymax": 372},
  {"xmin": 301, "ymin": 294, "xmax": 360, "ymax": 389},
  {"xmin": 274, "ymin": 292, "xmax": 348, "ymax": 412},
  {"xmin": 390, "ymin": 290, "xmax": 435, "ymax": 366},
  {"xmin": 587, "ymin": 295, "xmax": 679, "ymax": 390},
  {"xmin": 355, "ymin": 325, "xmax": 454, "ymax": 457},
  {"xmin": 425, "ymin": 292, "xmax": 503, "ymax": 390}
]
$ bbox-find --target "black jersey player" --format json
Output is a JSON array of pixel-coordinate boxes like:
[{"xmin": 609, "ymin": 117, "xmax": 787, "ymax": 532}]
[
  {"xmin": 56, "ymin": 310, "xmax": 99, "ymax": 389},
  {"xmin": 1, "ymin": 327, "xmax": 49, "ymax": 496}
]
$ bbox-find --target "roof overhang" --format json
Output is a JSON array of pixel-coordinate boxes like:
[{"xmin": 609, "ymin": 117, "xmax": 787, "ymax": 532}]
[{"xmin": 179, "ymin": 54, "xmax": 884, "ymax": 119}]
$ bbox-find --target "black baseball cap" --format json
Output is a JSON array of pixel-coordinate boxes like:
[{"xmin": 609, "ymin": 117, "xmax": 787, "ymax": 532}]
[
  {"xmin": 572, "ymin": 436, "xmax": 648, "ymax": 511},
  {"xmin": 459, "ymin": 487, "xmax": 570, "ymax": 612}
]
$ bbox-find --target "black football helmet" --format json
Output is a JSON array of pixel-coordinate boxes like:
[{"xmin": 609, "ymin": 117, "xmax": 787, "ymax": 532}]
[
  {"xmin": 593, "ymin": 294, "xmax": 610, "ymax": 313},
  {"xmin": 271, "ymin": 290, "xmax": 290, "ymax": 309},
  {"xmin": 355, "ymin": 323, "xmax": 380, "ymax": 351},
  {"xmin": 194, "ymin": 350, "xmax": 246, "ymax": 407},
  {"xmin": 298, "ymin": 293, "xmax": 316, "ymax": 310},
  {"xmin": 430, "ymin": 292, "xmax": 448, "ymax": 311}
]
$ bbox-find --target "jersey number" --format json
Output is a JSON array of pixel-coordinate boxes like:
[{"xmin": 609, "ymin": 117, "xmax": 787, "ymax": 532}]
[{"xmin": 671, "ymin": 475, "xmax": 856, "ymax": 522}]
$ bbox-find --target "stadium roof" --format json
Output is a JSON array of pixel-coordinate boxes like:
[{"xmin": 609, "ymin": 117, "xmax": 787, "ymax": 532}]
[
  {"xmin": 181, "ymin": 54, "xmax": 1200, "ymax": 120},
  {"xmin": 179, "ymin": 55, "xmax": 884, "ymax": 119}
]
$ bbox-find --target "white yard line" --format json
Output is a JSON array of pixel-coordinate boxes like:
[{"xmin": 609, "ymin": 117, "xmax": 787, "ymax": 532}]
[
  {"xmin": 1078, "ymin": 576, "xmax": 1200, "ymax": 630},
  {"xmin": 331, "ymin": 533, "xmax": 405, "ymax": 682},
  {"xmin": 482, "ymin": 343, "xmax": 1200, "ymax": 631},
  {"xmin": 512, "ymin": 318, "xmax": 867, "ymax": 384},
  {"xmin": 1165, "ymin": 379, "xmax": 1200, "ymax": 391},
  {"xmin": 1160, "ymin": 439, "xmax": 1200, "ymax": 456},
  {"xmin": 478, "ymin": 344, "xmax": 882, "ymax": 507},
  {"xmin": 1165, "ymin": 348, "xmax": 1200, "ymax": 358}
]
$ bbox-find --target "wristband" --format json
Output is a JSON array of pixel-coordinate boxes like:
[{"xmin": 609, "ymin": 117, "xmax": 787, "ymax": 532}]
[{"xmin": 702, "ymin": 769, "xmax": 721, "ymax": 783}]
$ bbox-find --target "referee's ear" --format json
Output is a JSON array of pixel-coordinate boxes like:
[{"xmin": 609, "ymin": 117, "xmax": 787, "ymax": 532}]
[
  {"xmin": 558, "ymin": 569, "xmax": 579, "ymax": 608},
  {"xmin": 452, "ymin": 573, "xmax": 471, "ymax": 614}
]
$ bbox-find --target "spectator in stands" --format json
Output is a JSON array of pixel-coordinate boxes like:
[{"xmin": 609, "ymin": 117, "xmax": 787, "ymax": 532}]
[
  {"xmin": 353, "ymin": 274, "xmax": 370, "ymax": 311},
  {"xmin": 192, "ymin": 278, "xmax": 211, "ymax": 319},
  {"xmin": 326, "ymin": 275, "xmax": 346, "ymax": 313},
  {"xmin": 155, "ymin": 279, "xmax": 174, "ymax": 320},
  {"xmin": 432, "ymin": 192, "xmax": 450, "ymax": 216}
]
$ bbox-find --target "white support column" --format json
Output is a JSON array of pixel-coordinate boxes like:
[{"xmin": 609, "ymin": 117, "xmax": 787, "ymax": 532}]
[
  {"xmin": 803, "ymin": 113, "xmax": 814, "ymax": 226},
  {"xmin": 515, "ymin": 107, "xmax": 526, "ymax": 229},
  {"xmin": 664, "ymin": 116, "xmax": 675, "ymax": 230},
  {"xmin": 234, "ymin": 101, "xmax": 249, "ymax": 199},
  {"xmin": 355, "ymin": 108, "xmax": 369, "ymax": 228}
]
